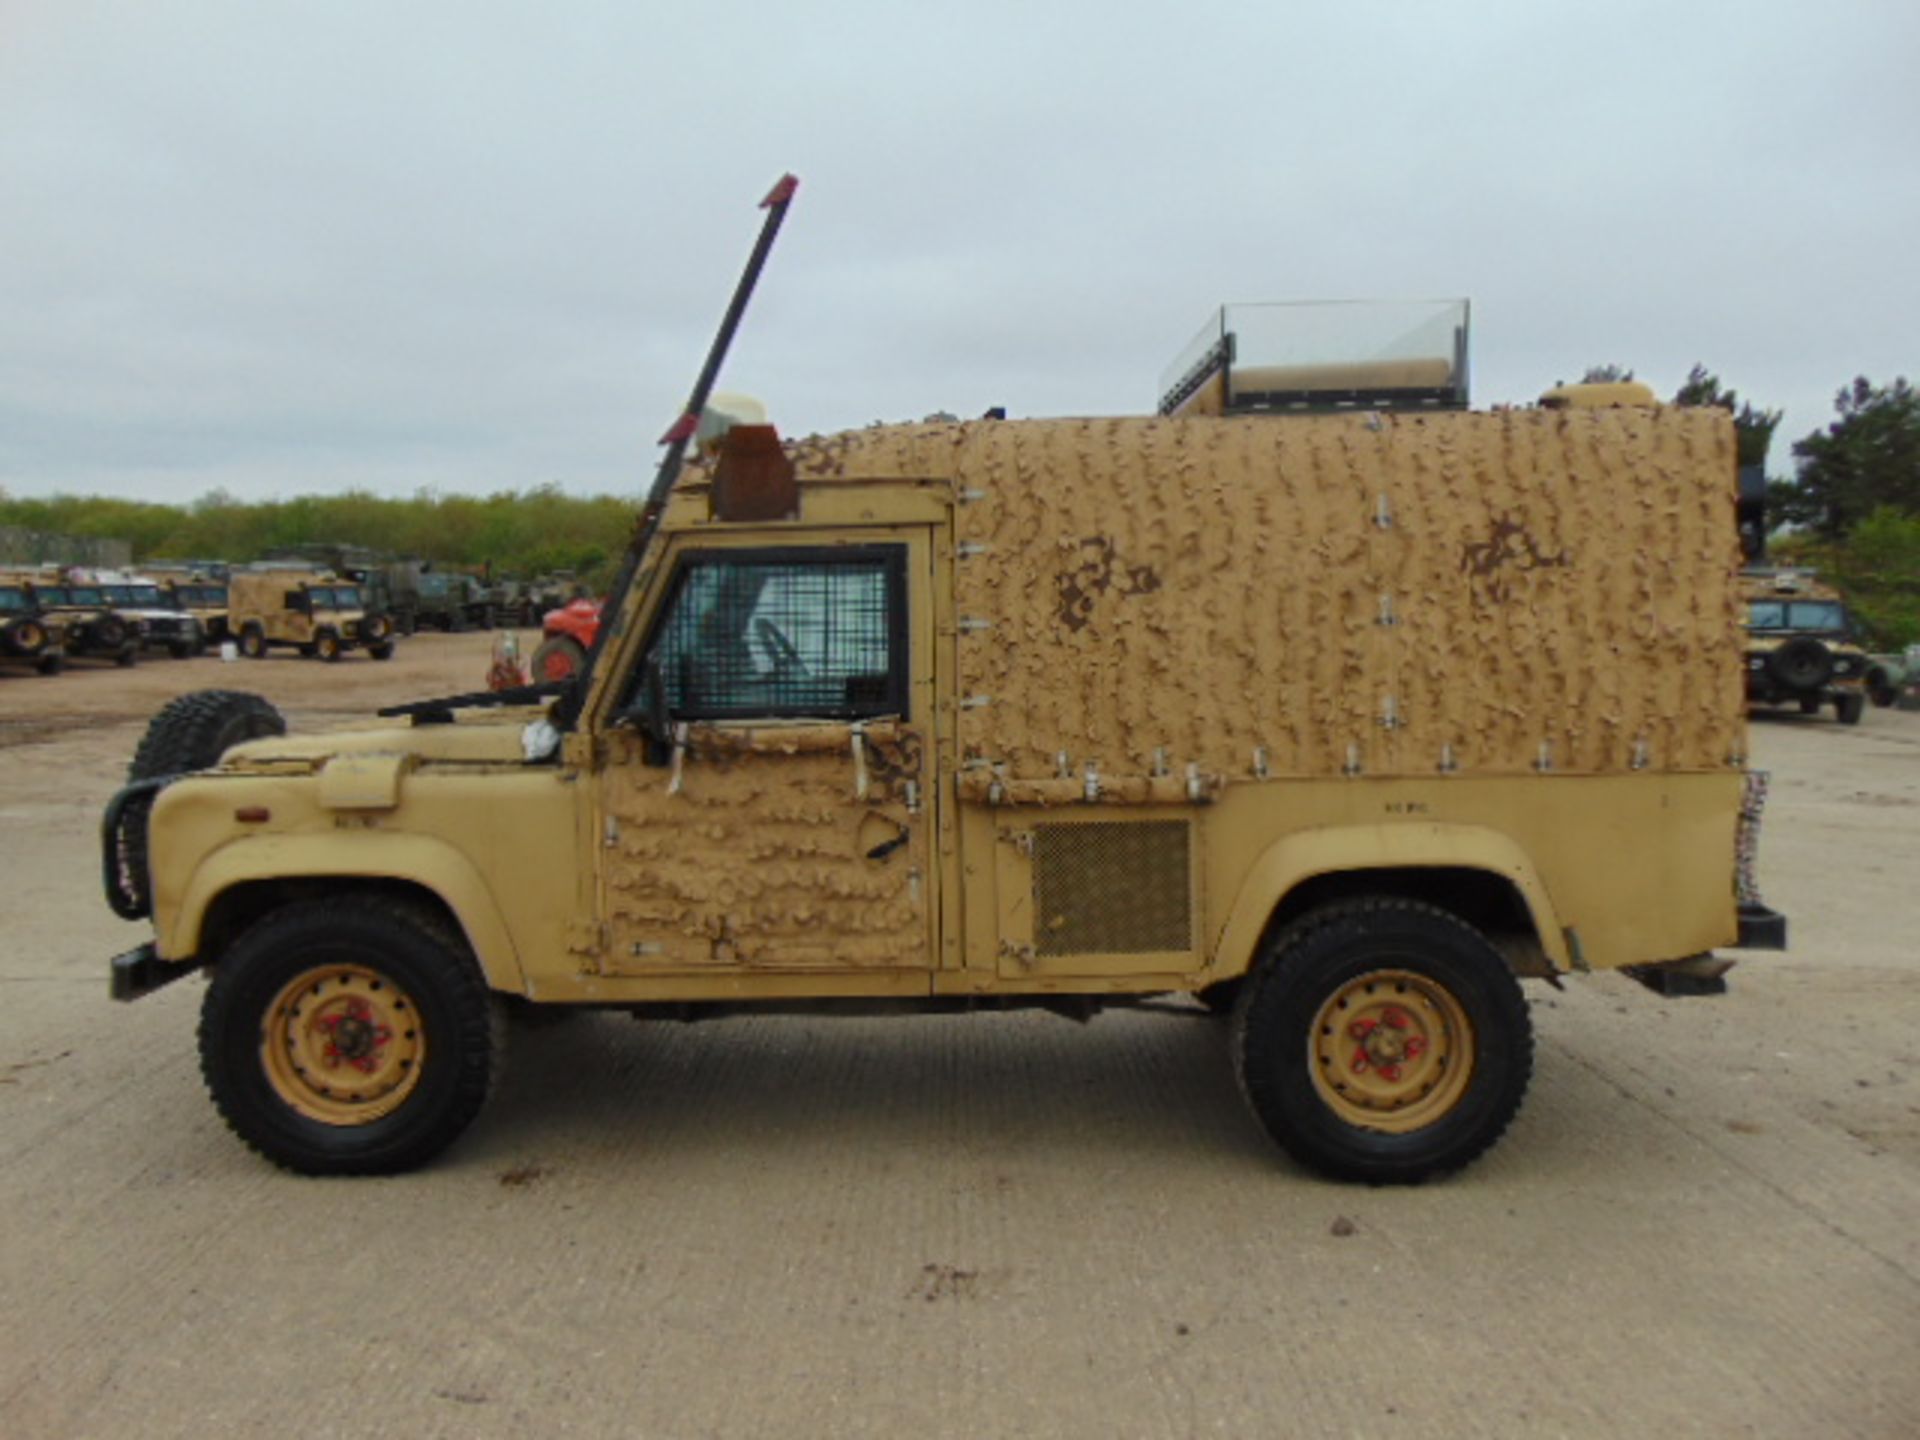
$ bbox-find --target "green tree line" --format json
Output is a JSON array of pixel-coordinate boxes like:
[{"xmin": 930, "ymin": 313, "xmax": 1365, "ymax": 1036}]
[{"xmin": 0, "ymin": 484, "xmax": 638, "ymax": 587}]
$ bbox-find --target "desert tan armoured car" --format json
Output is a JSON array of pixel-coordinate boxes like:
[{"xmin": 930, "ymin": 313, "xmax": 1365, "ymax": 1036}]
[
  {"xmin": 226, "ymin": 570, "xmax": 395, "ymax": 661},
  {"xmin": 1739, "ymin": 568, "xmax": 1870, "ymax": 724},
  {"xmin": 162, "ymin": 580, "xmax": 231, "ymax": 644},
  {"xmin": 103, "ymin": 274, "xmax": 1783, "ymax": 1184},
  {"xmin": 105, "ymin": 404, "xmax": 1785, "ymax": 1182}
]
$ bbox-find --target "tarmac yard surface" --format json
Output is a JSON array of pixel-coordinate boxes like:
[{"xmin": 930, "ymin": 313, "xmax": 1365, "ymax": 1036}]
[{"xmin": 1, "ymin": 637, "xmax": 1916, "ymax": 1438}]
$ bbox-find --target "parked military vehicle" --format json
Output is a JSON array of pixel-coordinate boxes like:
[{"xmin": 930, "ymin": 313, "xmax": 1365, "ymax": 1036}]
[
  {"xmin": 380, "ymin": 567, "xmax": 485, "ymax": 634},
  {"xmin": 162, "ymin": 580, "xmax": 231, "ymax": 643},
  {"xmin": 104, "ymin": 183, "xmax": 1781, "ymax": 1186},
  {"xmin": 1740, "ymin": 569, "xmax": 1871, "ymax": 724},
  {"xmin": 18, "ymin": 578, "xmax": 141, "ymax": 665},
  {"xmin": 0, "ymin": 580, "xmax": 65, "ymax": 675},
  {"xmin": 87, "ymin": 575, "xmax": 206, "ymax": 658},
  {"xmin": 227, "ymin": 570, "xmax": 396, "ymax": 661}
]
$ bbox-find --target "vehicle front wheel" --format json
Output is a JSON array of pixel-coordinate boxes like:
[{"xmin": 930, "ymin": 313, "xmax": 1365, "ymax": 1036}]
[
  {"xmin": 199, "ymin": 901, "xmax": 504, "ymax": 1175},
  {"xmin": 239, "ymin": 625, "xmax": 268, "ymax": 659},
  {"xmin": 1232, "ymin": 899, "xmax": 1533, "ymax": 1184},
  {"xmin": 1836, "ymin": 690, "xmax": 1866, "ymax": 725},
  {"xmin": 313, "ymin": 628, "xmax": 343, "ymax": 662}
]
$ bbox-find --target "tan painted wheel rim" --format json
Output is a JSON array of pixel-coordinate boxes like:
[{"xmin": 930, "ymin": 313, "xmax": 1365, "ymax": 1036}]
[
  {"xmin": 261, "ymin": 964, "xmax": 426, "ymax": 1125},
  {"xmin": 1309, "ymin": 968, "xmax": 1474, "ymax": 1134}
]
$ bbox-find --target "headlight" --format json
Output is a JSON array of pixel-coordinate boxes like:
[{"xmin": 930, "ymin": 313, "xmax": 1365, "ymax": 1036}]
[{"xmin": 1748, "ymin": 657, "xmax": 1766, "ymax": 671}]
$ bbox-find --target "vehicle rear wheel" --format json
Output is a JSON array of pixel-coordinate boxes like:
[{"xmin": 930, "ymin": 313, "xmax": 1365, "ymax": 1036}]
[
  {"xmin": 199, "ymin": 901, "xmax": 504, "ymax": 1175},
  {"xmin": 313, "ymin": 629, "xmax": 343, "ymax": 662},
  {"xmin": 239, "ymin": 625, "xmax": 268, "ymax": 659},
  {"xmin": 1232, "ymin": 899, "xmax": 1532, "ymax": 1184},
  {"xmin": 531, "ymin": 634, "xmax": 588, "ymax": 684},
  {"xmin": 1836, "ymin": 691, "xmax": 1866, "ymax": 726},
  {"xmin": 36, "ymin": 651, "xmax": 63, "ymax": 676}
]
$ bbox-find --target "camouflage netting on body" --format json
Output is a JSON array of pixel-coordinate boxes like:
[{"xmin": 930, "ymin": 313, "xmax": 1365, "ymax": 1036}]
[{"xmin": 707, "ymin": 407, "xmax": 1744, "ymax": 781}]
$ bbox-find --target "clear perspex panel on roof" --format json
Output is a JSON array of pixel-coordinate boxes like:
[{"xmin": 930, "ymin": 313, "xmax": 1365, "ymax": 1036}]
[{"xmin": 1158, "ymin": 299, "xmax": 1470, "ymax": 417}]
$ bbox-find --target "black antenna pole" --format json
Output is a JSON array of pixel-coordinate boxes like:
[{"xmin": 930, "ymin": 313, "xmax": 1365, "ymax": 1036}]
[{"xmin": 551, "ymin": 173, "xmax": 799, "ymax": 730}]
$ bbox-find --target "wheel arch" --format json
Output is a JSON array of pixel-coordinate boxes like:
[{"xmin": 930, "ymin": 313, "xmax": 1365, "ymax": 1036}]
[
  {"xmin": 1207, "ymin": 824, "xmax": 1570, "ymax": 984},
  {"xmin": 167, "ymin": 838, "xmax": 527, "ymax": 994}
]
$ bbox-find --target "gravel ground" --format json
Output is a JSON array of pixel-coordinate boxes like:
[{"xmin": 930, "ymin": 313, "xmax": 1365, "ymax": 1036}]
[{"xmin": 2, "ymin": 637, "xmax": 1916, "ymax": 1438}]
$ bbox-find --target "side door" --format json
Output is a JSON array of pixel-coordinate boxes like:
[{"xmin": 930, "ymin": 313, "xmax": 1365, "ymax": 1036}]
[{"xmin": 594, "ymin": 532, "xmax": 936, "ymax": 976}]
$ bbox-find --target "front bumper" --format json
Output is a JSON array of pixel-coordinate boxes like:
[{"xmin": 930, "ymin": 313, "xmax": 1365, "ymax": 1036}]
[{"xmin": 110, "ymin": 943, "xmax": 200, "ymax": 1002}]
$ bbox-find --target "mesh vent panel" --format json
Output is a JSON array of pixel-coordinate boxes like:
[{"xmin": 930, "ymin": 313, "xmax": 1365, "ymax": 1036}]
[{"xmin": 1032, "ymin": 821, "xmax": 1191, "ymax": 956}]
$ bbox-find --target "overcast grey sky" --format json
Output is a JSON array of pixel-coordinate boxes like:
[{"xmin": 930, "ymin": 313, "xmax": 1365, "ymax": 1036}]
[{"xmin": 3, "ymin": 0, "xmax": 1915, "ymax": 503}]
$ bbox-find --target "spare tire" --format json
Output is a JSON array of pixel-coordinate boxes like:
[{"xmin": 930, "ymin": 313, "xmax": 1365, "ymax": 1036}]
[
  {"xmin": 1767, "ymin": 637, "xmax": 1833, "ymax": 693},
  {"xmin": 130, "ymin": 690, "xmax": 287, "ymax": 781}
]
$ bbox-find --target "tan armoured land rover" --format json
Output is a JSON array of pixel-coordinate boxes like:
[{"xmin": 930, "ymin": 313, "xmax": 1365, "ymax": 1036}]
[
  {"xmin": 226, "ymin": 569, "xmax": 396, "ymax": 662},
  {"xmin": 1738, "ymin": 567, "xmax": 1871, "ymax": 724},
  {"xmin": 102, "ymin": 203, "xmax": 1783, "ymax": 1183}
]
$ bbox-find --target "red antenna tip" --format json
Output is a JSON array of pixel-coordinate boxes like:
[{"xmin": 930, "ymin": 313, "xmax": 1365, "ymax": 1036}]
[
  {"xmin": 659, "ymin": 412, "xmax": 699, "ymax": 444},
  {"xmin": 760, "ymin": 173, "xmax": 799, "ymax": 208}
]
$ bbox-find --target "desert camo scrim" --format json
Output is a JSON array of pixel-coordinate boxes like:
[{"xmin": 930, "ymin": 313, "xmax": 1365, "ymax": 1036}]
[{"xmin": 766, "ymin": 405, "xmax": 1743, "ymax": 783}]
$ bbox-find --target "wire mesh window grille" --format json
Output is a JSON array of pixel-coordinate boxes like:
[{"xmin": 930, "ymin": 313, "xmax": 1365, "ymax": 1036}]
[{"xmin": 647, "ymin": 546, "xmax": 907, "ymax": 721}]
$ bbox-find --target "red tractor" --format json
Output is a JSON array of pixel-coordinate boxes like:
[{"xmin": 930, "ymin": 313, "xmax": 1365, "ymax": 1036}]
[{"xmin": 529, "ymin": 598, "xmax": 601, "ymax": 682}]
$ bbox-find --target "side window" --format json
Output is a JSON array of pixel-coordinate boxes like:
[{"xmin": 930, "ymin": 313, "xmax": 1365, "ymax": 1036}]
[{"xmin": 643, "ymin": 546, "xmax": 907, "ymax": 721}]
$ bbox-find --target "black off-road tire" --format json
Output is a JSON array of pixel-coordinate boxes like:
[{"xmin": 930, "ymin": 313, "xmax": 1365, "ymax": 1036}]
[
  {"xmin": 1770, "ymin": 638, "xmax": 1834, "ymax": 694},
  {"xmin": 114, "ymin": 643, "xmax": 138, "ymax": 668},
  {"xmin": 198, "ymin": 900, "xmax": 505, "ymax": 1175},
  {"xmin": 1836, "ymin": 691, "xmax": 1866, "ymax": 726},
  {"xmin": 1867, "ymin": 671, "xmax": 1897, "ymax": 708},
  {"xmin": 168, "ymin": 640, "xmax": 195, "ymax": 660},
  {"xmin": 368, "ymin": 640, "xmax": 395, "ymax": 661},
  {"xmin": 35, "ymin": 652, "xmax": 63, "ymax": 676},
  {"xmin": 130, "ymin": 690, "xmax": 286, "ymax": 780},
  {"xmin": 122, "ymin": 691, "xmax": 286, "ymax": 911},
  {"xmin": 1231, "ymin": 899, "xmax": 1533, "ymax": 1184},
  {"xmin": 94, "ymin": 616, "xmax": 129, "ymax": 650},
  {"xmin": 313, "ymin": 628, "xmax": 343, "ymax": 663},
  {"xmin": 1797, "ymin": 695, "xmax": 1821, "ymax": 715},
  {"xmin": 239, "ymin": 625, "xmax": 268, "ymax": 659}
]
